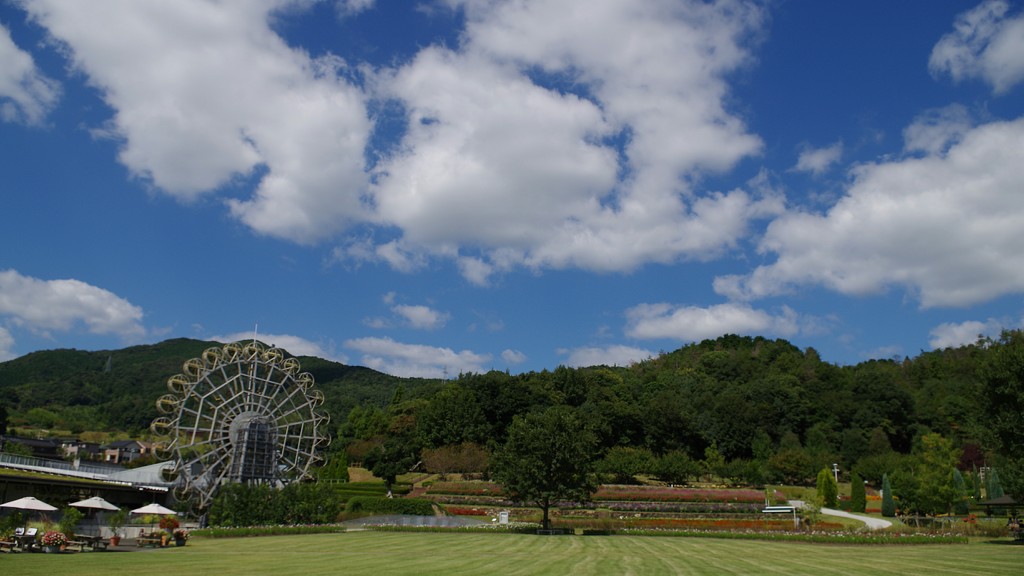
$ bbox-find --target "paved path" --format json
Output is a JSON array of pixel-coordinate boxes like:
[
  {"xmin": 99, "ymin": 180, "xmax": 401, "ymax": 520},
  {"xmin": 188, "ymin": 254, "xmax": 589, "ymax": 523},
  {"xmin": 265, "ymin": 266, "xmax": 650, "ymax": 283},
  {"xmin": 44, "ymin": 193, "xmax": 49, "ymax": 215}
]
[
  {"xmin": 788, "ymin": 501, "xmax": 892, "ymax": 530},
  {"xmin": 820, "ymin": 507, "xmax": 892, "ymax": 529}
]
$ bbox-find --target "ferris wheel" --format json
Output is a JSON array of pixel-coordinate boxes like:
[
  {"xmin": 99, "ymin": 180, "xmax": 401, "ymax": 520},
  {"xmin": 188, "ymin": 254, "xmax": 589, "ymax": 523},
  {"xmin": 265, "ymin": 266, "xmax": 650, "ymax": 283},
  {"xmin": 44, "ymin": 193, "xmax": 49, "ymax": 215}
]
[{"xmin": 150, "ymin": 341, "xmax": 330, "ymax": 510}]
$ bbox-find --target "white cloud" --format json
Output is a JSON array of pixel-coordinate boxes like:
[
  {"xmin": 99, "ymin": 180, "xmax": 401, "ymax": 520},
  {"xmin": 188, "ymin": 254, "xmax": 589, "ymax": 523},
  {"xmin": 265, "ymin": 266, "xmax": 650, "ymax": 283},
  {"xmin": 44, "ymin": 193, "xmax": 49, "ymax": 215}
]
[
  {"xmin": 210, "ymin": 331, "xmax": 347, "ymax": 363},
  {"xmin": 344, "ymin": 336, "xmax": 491, "ymax": 378},
  {"xmin": 356, "ymin": 0, "xmax": 772, "ymax": 282},
  {"xmin": 0, "ymin": 23, "xmax": 59, "ymax": 125},
  {"xmin": 337, "ymin": 0, "xmax": 375, "ymax": 17},
  {"xmin": 929, "ymin": 318, "xmax": 1016, "ymax": 349},
  {"xmin": 929, "ymin": 0, "xmax": 1024, "ymax": 94},
  {"xmin": 903, "ymin": 105, "xmax": 973, "ymax": 155},
  {"xmin": 793, "ymin": 141, "xmax": 843, "ymax": 175},
  {"xmin": 501, "ymin": 349, "xmax": 527, "ymax": 365},
  {"xmin": 21, "ymin": 0, "xmax": 778, "ymax": 280},
  {"xmin": 0, "ymin": 269, "xmax": 145, "ymax": 339},
  {"xmin": 0, "ymin": 327, "xmax": 15, "ymax": 361},
  {"xmin": 560, "ymin": 345, "xmax": 654, "ymax": 368},
  {"xmin": 625, "ymin": 302, "xmax": 799, "ymax": 341},
  {"xmin": 717, "ymin": 117, "xmax": 1024, "ymax": 308},
  {"xmin": 392, "ymin": 304, "xmax": 450, "ymax": 330},
  {"xmin": 23, "ymin": 0, "xmax": 371, "ymax": 244}
]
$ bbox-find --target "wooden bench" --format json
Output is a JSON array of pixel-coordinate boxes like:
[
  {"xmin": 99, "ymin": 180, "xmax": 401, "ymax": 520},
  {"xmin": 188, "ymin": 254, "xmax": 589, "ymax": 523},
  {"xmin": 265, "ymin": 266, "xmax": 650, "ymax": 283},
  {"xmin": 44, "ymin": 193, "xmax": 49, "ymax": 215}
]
[
  {"xmin": 66, "ymin": 540, "xmax": 89, "ymax": 552},
  {"xmin": 137, "ymin": 537, "xmax": 164, "ymax": 547},
  {"xmin": 0, "ymin": 540, "xmax": 18, "ymax": 553},
  {"xmin": 73, "ymin": 535, "xmax": 108, "ymax": 551}
]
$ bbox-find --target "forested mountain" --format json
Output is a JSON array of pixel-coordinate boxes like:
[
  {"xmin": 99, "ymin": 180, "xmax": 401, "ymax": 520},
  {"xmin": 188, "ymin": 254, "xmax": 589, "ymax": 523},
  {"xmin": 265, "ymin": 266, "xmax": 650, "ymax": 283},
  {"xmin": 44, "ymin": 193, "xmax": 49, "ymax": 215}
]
[
  {"xmin": 2, "ymin": 333, "xmax": 1022, "ymax": 502},
  {"xmin": 0, "ymin": 338, "xmax": 440, "ymax": 435}
]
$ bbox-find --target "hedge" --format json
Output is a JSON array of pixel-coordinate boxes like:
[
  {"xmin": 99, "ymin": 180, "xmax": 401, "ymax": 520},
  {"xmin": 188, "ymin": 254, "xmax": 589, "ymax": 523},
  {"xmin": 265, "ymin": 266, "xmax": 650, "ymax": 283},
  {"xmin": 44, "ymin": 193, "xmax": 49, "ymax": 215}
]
[{"xmin": 345, "ymin": 496, "xmax": 435, "ymax": 516}]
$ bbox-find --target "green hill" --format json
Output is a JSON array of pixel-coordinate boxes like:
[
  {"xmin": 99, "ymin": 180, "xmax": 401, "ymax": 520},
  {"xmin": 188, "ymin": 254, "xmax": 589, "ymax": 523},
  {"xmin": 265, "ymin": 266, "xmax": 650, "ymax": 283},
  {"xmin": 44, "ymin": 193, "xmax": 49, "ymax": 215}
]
[{"xmin": 0, "ymin": 337, "xmax": 439, "ymax": 436}]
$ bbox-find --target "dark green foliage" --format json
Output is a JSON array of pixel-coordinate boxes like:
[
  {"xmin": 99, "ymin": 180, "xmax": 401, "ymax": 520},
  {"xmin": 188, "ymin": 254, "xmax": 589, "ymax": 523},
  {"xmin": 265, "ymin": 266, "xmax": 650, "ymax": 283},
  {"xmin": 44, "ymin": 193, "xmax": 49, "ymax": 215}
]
[
  {"xmin": 850, "ymin": 471, "xmax": 866, "ymax": 513},
  {"xmin": 987, "ymin": 467, "xmax": 1004, "ymax": 500},
  {"xmin": 491, "ymin": 405, "xmax": 598, "ymax": 529},
  {"xmin": 317, "ymin": 450, "xmax": 350, "ymax": 482},
  {"xmin": 208, "ymin": 482, "xmax": 343, "ymax": 527},
  {"xmin": 952, "ymin": 468, "xmax": 969, "ymax": 514},
  {"xmin": 881, "ymin": 473, "xmax": 896, "ymax": 517},
  {"xmin": 344, "ymin": 497, "xmax": 434, "ymax": 516},
  {"xmin": 59, "ymin": 506, "xmax": 83, "ymax": 536},
  {"xmin": 655, "ymin": 451, "xmax": 700, "ymax": 485},
  {"xmin": 597, "ymin": 446, "xmax": 655, "ymax": 484}
]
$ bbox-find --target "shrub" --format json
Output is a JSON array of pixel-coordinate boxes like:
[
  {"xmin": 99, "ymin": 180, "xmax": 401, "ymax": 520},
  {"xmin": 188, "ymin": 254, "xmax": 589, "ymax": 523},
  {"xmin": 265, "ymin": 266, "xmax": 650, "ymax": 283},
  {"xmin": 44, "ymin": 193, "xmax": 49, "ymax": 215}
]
[
  {"xmin": 345, "ymin": 496, "xmax": 434, "ymax": 516},
  {"xmin": 59, "ymin": 506, "xmax": 83, "ymax": 537}
]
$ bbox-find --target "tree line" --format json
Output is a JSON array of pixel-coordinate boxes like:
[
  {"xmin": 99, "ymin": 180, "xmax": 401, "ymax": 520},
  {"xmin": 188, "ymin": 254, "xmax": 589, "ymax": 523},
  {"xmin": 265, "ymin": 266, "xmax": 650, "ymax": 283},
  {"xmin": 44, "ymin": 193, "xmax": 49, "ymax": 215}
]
[{"xmin": 341, "ymin": 332, "xmax": 1024, "ymax": 516}]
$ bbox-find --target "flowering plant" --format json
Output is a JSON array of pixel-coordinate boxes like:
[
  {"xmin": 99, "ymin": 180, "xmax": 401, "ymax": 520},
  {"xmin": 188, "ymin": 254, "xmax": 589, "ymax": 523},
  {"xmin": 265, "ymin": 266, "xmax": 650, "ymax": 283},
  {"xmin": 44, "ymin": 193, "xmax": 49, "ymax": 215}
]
[
  {"xmin": 159, "ymin": 516, "xmax": 180, "ymax": 530},
  {"xmin": 173, "ymin": 529, "xmax": 189, "ymax": 540},
  {"xmin": 41, "ymin": 531, "xmax": 68, "ymax": 546}
]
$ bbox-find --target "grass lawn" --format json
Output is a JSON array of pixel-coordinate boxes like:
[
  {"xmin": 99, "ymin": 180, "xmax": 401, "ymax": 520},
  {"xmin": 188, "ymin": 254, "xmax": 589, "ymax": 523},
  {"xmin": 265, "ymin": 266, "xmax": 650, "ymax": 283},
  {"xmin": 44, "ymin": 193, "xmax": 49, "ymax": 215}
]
[{"xmin": 2, "ymin": 532, "xmax": 1021, "ymax": 575}]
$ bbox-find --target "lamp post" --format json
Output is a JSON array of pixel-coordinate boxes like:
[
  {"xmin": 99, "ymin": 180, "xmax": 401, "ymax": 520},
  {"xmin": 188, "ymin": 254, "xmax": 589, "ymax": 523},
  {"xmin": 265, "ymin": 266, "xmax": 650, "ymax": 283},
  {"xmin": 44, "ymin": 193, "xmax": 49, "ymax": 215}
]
[{"xmin": 832, "ymin": 463, "xmax": 839, "ymax": 483}]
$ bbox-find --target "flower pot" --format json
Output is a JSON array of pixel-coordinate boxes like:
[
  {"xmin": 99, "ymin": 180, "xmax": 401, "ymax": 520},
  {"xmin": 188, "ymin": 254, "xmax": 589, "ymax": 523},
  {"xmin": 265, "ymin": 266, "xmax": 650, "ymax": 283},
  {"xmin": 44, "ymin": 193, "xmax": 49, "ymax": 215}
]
[
  {"xmin": 43, "ymin": 545, "xmax": 60, "ymax": 554},
  {"xmin": 175, "ymin": 538, "xmax": 186, "ymax": 547},
  {"xmin": 109, "ymin": 536, "xmax": 121, "ymax": 547}
]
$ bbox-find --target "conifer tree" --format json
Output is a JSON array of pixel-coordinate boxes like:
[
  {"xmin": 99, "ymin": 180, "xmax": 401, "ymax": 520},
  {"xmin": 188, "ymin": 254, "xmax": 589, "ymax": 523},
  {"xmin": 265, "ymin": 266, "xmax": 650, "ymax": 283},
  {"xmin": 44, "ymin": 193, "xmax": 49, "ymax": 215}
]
[
  {"xmin": 816, "ymin": 467, "xmax": 838, "ymax": 508},
  {"xmin": 952, "ymin": 468, "xmax": 969, "ymax": 515},
  {"xmin": 881, "ymin": 473, "xmax": 896, "ymax": 517},
  {"xmin": 988, "ymin": 467, "xmax": 1005, "ymax": 500},
  {"xmin": 850, "ymin": 471, "xmax": 866, "ymax": 513}
]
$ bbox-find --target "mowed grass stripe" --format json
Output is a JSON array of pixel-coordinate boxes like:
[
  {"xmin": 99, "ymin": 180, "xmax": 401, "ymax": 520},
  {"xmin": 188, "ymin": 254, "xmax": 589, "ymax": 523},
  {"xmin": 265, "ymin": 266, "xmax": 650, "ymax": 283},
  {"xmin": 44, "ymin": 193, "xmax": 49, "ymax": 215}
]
[{"xmin": 1, "ymin": 532, "xmax": 1021, "ymax": 576}]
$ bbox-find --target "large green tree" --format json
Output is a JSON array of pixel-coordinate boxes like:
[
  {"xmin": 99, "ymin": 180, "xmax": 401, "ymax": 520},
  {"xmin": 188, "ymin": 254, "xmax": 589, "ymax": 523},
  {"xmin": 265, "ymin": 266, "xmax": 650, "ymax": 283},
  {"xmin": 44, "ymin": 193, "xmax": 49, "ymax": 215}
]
[
  {"xmin": 980, "ymin": 330, "xmax": 1024, "ymax": 499},
  {"xmin": 490, "ymin": 405, "xmax": 598, "ymax": 530}
]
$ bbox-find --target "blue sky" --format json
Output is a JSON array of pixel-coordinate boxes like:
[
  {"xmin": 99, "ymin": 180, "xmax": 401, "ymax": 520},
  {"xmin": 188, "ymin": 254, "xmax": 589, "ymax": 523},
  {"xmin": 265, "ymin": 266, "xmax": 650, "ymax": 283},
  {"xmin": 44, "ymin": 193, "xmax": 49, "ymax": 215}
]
[{"xmin": 2, "ymin": 0, "xmax": 1024, "ymax": 377}]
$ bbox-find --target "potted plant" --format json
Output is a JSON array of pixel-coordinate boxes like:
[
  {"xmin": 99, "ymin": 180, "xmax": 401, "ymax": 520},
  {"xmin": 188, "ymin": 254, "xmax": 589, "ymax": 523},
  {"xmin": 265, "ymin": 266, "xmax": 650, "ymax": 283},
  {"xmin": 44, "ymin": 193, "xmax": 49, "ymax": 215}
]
[
  {"xmin": 41, "ymin": 530, "xmax": 67, "ymax": 553},
  {"xmin": 107, "ymin": 509, "xmax": 128, "ymax": 546},
  {"xmin": 158, "ymin": 516, "xmax": 178, "ymax": 546},
  {"xmin": 173, "ymin": 529, "xmax": 189, "ymax": 546}
]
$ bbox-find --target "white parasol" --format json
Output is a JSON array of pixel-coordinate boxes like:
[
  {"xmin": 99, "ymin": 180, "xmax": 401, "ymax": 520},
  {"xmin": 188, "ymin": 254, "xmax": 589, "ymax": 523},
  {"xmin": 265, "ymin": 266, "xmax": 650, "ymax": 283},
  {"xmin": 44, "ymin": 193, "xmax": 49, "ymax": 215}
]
[
  {"xmin": 1, "ymin": 496, "xmax": 58, "ymax": 512},
  {"xmin": 70, "ymin": 496, "xmax": 120, "ymax": 511},
  {"xmin": 130, "ymin": 503, "xmax": 177, "ymax": 515}
]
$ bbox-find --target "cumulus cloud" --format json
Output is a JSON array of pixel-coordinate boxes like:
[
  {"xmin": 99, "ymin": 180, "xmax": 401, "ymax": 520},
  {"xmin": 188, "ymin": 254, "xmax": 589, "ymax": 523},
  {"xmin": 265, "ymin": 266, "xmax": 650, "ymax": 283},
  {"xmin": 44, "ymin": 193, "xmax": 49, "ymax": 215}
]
[
  {"xmin": 903, "ymin": 105, "xmax": 973, "ymax": 155},
  {"xmin": 355, "ymin": 0, "xmax": 774, "ymax": 283},
  {"xmin": 210, "ymin": 331, "xmax": 346, "ymax": 363},
  {"xmin": 929, "ymin": 0, "xmax": 1024, "ymax": 94},
  {"xmin": 22, "ymin": 0, "xmax": 371, "ymax": 244},
  {"xmin": 625, "ymin": 302, "xmax": 799, "ymax": 341},
  {"xmin": 501, "ymin": 349, "xmax": 527, "ymax": 365},
  {"xmin": 344, "ymin": 336, "xmax": 490, "ymax": 378},
  {"xmin": 0, "ymin": 269, "xmax": 145, "ymax": 340},
  {"xmin": 793, "ymin": 141, "xmax": 843, "ymax": 175},
  {"xmin": 0, "ymin": 23, "xmax": 59, "ymax": 124},
  {"xmin": 929, "ymin": 318, "xmax": 1016, "ymax": 349},
  {"xmin": 716, "ymin": 117, "xmax": 1024, "ymax": 308},
  {"xmin": 0, "ymin": 327, "xmax": 15, "ymax": 361},
  {"xmin": 560, "ymin": 345, "xmax": 654, "ymax": 368},
  {"xmin": 392, "ymin": 304, "xmax": 450, "ymax": 330}
]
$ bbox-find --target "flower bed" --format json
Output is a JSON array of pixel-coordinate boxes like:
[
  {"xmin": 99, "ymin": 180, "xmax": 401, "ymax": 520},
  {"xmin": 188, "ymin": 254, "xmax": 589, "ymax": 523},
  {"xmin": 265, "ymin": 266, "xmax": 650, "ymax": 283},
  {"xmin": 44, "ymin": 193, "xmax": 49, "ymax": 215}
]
[
  {"xmin": 426, "ymin": 482, "xmax": 505, "ymax": 496},
  {"xmin": 443, "ymin": 506, "xmax": 491, "ymax": 517},
  {"xmin": 593, "ymin": 485, "xmax": 783, "ymax": 503},
  {"xmin": 559, "ymin": 517, "xmax": 833, "ymax": 531},
  {"xmin": 565, "ymin": 500, "xmax": 763, "ymax": 514}
]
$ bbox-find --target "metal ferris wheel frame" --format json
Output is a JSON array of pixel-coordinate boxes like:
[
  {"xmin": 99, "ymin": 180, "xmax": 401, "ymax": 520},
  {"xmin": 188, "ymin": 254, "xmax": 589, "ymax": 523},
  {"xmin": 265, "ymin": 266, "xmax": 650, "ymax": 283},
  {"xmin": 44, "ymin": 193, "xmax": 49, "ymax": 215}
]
[{"xmin": 150, "ymin": 341, "xmax": 330, "ymax": 511}]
